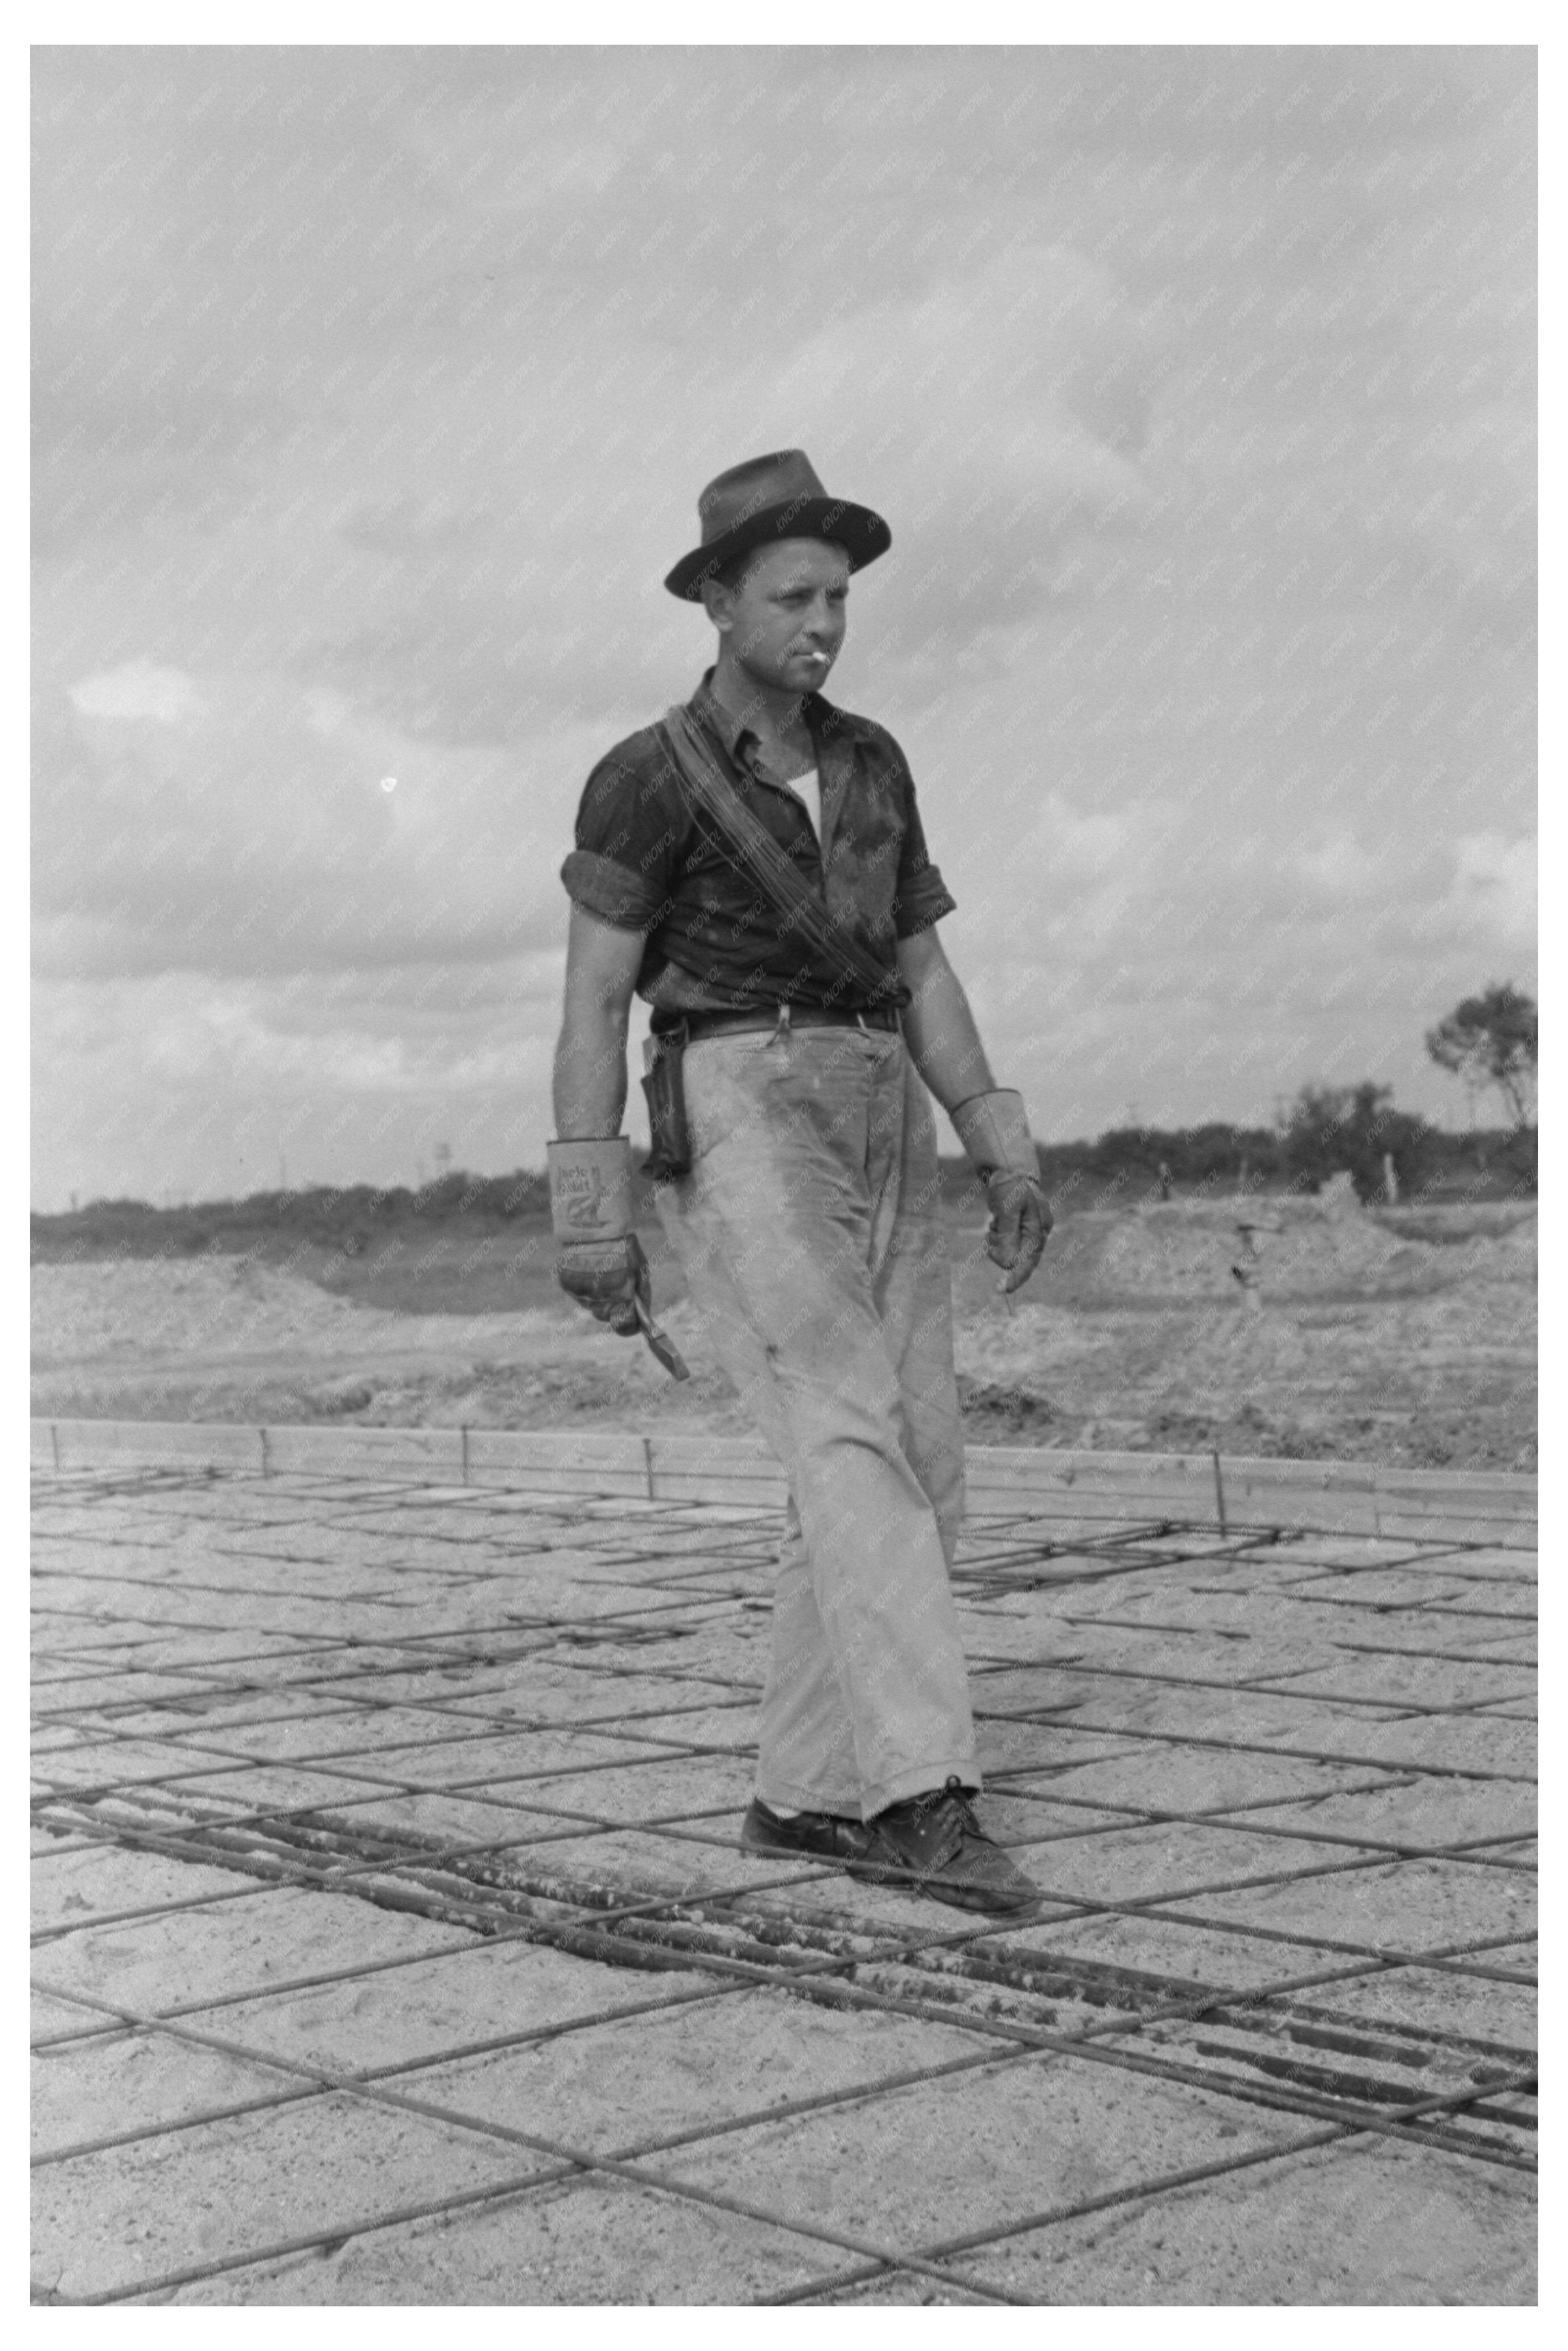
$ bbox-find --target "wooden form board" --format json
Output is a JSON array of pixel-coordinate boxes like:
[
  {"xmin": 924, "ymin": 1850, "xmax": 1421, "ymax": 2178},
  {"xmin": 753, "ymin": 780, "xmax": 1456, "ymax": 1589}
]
[{"xmin": 31, "ymin": 1418, "xmax": 1536, "ymax": 1549}]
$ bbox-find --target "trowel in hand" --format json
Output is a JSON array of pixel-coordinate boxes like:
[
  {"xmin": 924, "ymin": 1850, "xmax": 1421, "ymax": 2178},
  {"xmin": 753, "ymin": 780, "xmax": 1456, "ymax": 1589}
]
[{"xmin": 635, "ymin": 1294, "xmax": 690, "ymax": 1381}]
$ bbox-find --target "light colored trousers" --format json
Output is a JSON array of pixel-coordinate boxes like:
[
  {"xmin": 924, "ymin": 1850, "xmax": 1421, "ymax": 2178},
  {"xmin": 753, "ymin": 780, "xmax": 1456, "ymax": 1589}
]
[{"xmin": 655, "ymin": 1021, "xmax": 979, "ymax": 1819}]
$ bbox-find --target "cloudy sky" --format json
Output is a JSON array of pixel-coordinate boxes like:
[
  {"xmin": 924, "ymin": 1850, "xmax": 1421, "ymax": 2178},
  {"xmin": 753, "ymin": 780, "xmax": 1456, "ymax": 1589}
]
[{"xmin": 32, "ymin": 45, "xmax": 1536, "ymax": 1209}]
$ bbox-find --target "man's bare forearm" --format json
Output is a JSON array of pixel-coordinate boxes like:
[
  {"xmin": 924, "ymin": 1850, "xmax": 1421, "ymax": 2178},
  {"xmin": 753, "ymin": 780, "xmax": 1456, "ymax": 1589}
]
[
  {"xmin": 899, "ymin": 953, "xmax": 997, "ymax": 1112},
  {"xmin": 552, "ymin": 906, "xmax": 644, "ymax": 1139},
  {"xmin": 552, "ymin": 1005, "xmax": 629, "ymax": 1138}
]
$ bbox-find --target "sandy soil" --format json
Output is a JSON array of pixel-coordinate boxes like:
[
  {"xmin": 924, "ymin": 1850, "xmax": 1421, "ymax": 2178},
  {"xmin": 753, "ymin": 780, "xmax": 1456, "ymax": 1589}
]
[{"xmin": 31, "ymin": 1198, "xmax": 1536, "ymax": 1471}]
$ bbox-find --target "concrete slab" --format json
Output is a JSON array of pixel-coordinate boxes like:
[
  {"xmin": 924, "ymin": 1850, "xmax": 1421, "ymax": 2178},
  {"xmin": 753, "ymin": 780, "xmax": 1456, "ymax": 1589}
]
[
  {"xmin": 32, "ymin": 1451, "xmax": 1536, "ymax": 2305},
  {"xmin": 636, "ymin": 2058, "xmax": 1287, "ymax": 2249},
  {"xmin": 989, "ymin": 2138, "xmax": 1537, "ymax": 2304},
  {"xmin": 34, "ymin": 2089, "xmax": 550, "ymax": 2303},
  {"xmin": 157, "ymin": 2175, "xmax": 831, "ymax": 2306}
]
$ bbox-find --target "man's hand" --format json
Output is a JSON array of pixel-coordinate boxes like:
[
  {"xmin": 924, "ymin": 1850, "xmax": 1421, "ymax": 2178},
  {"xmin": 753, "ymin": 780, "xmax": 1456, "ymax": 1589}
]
[
  {"xmin": 895, "ymin": 938, "xmax": 1054, "ymax": 1296},
  {"xmin": 547, "ymin": 1133, "xmax": 644, "ymax": 1334},
  {"xmin": 549, "ymin": 913, "xmax": 692, "ymax": 1375},
  {"xmin": 556, "ymin": 1232, "xmax": 651, "ymax": 1337},
  {"xmin": 983, "ymin": 1171, "xmax": 1053, "ymax": 1293},
  {"xmin": 950, "ymin": 1088, "xmax": 1054, "ymax": 1297}
]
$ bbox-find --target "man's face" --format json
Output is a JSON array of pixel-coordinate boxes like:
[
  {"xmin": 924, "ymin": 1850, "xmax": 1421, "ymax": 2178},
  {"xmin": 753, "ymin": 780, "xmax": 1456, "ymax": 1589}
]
[{"xmin": 713, "ymin": 538, "xmax": 851, "ymax": 695}]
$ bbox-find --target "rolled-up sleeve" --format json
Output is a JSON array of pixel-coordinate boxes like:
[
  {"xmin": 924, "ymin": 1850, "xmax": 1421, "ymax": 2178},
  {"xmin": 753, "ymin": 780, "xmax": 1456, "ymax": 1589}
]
[
  {"xmin": 560, "ymin": 745, "xmax": 685, "ymax": 933},
  {"xmin": 891, "ymin": 781, "xmax": 958, "ymax": 937}
]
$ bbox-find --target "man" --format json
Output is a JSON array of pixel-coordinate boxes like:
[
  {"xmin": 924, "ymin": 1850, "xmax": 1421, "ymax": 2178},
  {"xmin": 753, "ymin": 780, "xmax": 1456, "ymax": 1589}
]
[{"xmin": 550, "ymin": 450, "xmax": 1051, "ymax": 1914}]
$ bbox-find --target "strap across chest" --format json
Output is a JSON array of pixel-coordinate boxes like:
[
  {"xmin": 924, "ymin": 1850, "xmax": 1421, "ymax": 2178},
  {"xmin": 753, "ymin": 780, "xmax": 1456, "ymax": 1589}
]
[{"xmin": 656, "ymin": 708, "xmax": 895, "ymax": 1003}]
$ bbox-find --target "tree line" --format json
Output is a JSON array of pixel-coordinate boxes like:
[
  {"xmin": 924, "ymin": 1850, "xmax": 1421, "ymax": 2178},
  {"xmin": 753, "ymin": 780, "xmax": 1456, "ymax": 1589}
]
[{"xmin": 32, "ymin": 983, "xmax": 1535, "ymax": 1251}]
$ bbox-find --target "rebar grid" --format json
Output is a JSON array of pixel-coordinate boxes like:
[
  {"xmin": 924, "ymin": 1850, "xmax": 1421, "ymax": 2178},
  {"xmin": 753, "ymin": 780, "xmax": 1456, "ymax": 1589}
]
[{"xmin": 32, "ymin": 1460, "xmax": 1537, "ymax": 2306}]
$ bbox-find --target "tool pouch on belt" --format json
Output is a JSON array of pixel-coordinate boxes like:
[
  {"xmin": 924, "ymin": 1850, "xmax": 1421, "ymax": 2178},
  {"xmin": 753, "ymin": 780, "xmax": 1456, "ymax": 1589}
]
[{"xmin": 640, "ymin": 1022, "xmax": 691, "ymax": 1179}]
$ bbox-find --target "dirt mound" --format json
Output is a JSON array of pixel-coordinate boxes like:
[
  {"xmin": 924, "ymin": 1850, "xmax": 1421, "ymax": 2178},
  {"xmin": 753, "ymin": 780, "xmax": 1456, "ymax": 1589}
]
[
  {"xmin": 31, "ymin": 1255, "xmax": 568, "ymax": 1368},
  {"xmin": 31, "ymin": 1200, "xmax": 1536, "ymax": 1470},
  {"xmin": 1033, "ymin": 1199, "xmax": 1534, "ymax": 1307}
]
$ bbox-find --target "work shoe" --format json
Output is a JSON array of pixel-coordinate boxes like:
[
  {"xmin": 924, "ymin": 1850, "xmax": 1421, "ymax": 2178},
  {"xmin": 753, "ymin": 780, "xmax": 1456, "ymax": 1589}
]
[
  {"xmin": 848, "ymin": 1778, "xmax": 1042, "ymax": 1914},
  {"xmin": 741, "ymin": 1797, "xmax": 875, "ymax": 1863}
]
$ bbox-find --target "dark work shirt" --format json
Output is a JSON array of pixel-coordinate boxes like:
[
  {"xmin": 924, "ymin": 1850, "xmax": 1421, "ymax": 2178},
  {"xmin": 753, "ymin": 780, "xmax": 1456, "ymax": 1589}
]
[{"xmin": 560, "ymin": 673, "xmax": 957, "ymax": 1025}]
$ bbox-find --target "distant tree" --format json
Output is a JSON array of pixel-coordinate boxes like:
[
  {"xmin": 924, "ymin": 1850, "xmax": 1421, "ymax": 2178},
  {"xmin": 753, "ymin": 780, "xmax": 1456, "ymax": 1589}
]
[
  {"xmin": 1280, "ymin": 1082, "xmax": 1434, "ymax": 1202},
  {"xmin": 1425, "ymin": 983, "xmax": 1537, "ymax": 1128},
  {"xmin": 1082, "ymin": 1123, "xmax": 1280, "ymax": 1189}
]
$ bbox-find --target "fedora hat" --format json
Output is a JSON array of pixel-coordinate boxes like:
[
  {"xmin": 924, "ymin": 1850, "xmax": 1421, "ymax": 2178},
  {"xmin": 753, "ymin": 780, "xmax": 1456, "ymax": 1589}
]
[{"xmin": 664, "ymin": 448, "xmax": 892, "ymax": 600}]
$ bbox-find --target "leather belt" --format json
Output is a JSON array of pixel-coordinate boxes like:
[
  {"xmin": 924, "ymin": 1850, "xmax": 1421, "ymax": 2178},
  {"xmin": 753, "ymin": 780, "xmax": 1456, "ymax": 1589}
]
[{"xmin": 677, "ymin": 1003, "xmax": 900, "ymax": 1042}]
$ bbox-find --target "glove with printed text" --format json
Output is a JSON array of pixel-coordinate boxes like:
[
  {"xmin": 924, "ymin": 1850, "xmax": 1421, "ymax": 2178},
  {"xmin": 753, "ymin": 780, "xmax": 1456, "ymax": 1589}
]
[{"xmin": 548, "ymin": 1136, "xmax": 648, "ymax": 1337}]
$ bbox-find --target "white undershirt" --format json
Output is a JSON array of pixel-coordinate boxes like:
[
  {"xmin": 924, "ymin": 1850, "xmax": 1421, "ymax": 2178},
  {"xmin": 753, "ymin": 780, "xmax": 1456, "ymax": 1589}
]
[{"xmin": 778, "ymin": 766, "xmax": 822, "ymax": 845}]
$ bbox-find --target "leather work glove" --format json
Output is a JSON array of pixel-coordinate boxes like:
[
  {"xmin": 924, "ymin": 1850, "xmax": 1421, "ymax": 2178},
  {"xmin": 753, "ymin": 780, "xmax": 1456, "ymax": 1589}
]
[
  {"xmin": 548, "ymin": 1136, "xmax": 644, "ymax": 1337},
  {"xmin": 950, "ymin": 1090, "xmax": 1054, "ymax": 1294},
  {"xmin": 557, "ymin": 1231, "xmax": 651, "ymax": 1336}
]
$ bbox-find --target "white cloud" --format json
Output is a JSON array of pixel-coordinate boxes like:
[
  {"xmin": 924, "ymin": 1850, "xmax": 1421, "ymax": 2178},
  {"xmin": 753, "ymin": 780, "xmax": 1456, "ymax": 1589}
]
[
  {"xmin": 29, "ymin": 49, "xmax": 1537, "ymax": 1202},
  {"xmin": 1433, "ymin": 832, "xmax": 1537, "ymax": 953},
  {"xmin": 32, "ymin": 964, "xmax": 570, "ymax": 1206},
  {"xmin": 69, "ymin": 662, "xmax": 202, "ymax": 725},
  {"xmin": 1294, "ymin": 832, "xmax": 1378, "ymax": 897},
  {"xmin": 37, "ymin": 666, "xmax": 599, "ymax": 980}
]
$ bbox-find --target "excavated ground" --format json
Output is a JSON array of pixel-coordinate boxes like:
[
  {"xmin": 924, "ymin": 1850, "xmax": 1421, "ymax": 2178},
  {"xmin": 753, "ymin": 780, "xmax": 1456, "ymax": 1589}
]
[
  {"xmin": 31, "ymin": 1458, "xmax": 1536, "ymax": 2304},
  {"xmin": 31, "ymin": 1198, "xmax": 1537, "ymax": 1471}
]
